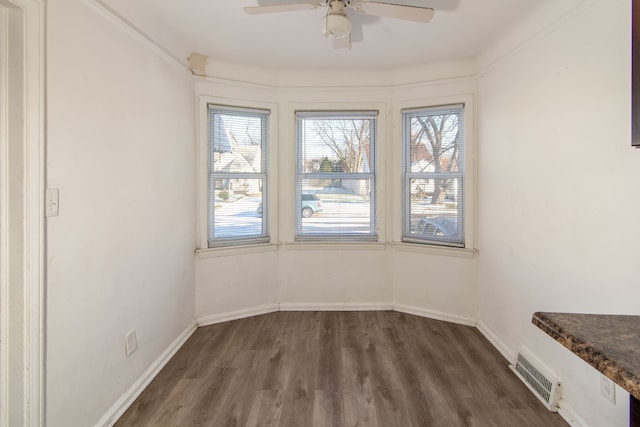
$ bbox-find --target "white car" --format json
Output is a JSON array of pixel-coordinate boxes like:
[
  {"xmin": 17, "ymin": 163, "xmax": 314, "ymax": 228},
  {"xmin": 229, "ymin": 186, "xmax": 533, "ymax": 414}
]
[
  {"xmin": 256, "ymin": 193, "xmax": 323, "ymax": 218},
  {"xmin": 416, "ymin": 216, "xmax": 457, "ymax": 237}
]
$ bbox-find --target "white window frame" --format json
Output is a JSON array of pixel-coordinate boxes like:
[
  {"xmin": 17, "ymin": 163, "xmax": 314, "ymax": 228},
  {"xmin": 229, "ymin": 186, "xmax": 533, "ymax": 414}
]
[
  {"xmin": 295, "ymin": 110, "xmax": 378, "ymax": 241},
  {"xmin": 398, "ymin": 97, "xmax": 475, "ymax": 253},
  {"xmin": 196, "ymin": 96, "xmax": 277, "ymax": 253}
]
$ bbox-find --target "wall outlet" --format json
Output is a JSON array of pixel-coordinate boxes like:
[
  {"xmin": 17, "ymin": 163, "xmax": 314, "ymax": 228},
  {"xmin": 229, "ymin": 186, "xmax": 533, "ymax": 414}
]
[
  {"xmin": 125, "ymin": 330, "xmax": 138, "ymax": 357},
  {"xmin": 600, "ymin": 374, "xmax": 616, "ymax": 404}
]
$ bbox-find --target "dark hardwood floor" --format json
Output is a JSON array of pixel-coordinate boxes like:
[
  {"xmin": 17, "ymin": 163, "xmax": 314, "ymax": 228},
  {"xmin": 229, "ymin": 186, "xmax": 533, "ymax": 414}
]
[{"xmin": 115, "ymin": 311, "xmax": 567, "ymax": 426}]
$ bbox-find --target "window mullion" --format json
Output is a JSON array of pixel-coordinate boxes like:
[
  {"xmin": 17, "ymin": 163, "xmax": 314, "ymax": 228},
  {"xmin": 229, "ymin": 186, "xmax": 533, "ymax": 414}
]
[
  {"xmin": 211, "ymin": 172, "xmax": 266, "ymax": 180},
  {"xmin": 407, "ymin": 172, "xmax": 463, "ymax": 180}
]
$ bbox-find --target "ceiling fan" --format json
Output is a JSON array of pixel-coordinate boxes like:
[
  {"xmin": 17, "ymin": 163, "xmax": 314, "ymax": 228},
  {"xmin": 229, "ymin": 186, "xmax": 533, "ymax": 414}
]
[{"xmin": 244, "ymin": 0, "xmax": 434, "ymax": 48}]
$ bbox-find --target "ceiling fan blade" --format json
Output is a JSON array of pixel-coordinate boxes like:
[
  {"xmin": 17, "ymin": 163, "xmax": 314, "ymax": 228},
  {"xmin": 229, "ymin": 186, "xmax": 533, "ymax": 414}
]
[
  {"xmin": 352, "ymin": 1, "xmax": 434, "ymax": 23},
  {"xmin": 244, "ymin": 3, "xmax": 320, "ymax": 14}
]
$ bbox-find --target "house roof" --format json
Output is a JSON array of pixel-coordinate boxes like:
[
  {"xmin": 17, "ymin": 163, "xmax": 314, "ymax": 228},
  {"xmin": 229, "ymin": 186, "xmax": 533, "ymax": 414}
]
[{"xmin": 211, "ymin": 115, "xmax": 233, "ymax": 153}]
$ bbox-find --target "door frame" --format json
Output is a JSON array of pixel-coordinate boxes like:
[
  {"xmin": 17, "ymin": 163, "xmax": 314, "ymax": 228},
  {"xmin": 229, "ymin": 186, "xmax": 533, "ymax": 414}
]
[{"xmin": 0, "ymin": 0, "xmax": 45, "ymax": 425}]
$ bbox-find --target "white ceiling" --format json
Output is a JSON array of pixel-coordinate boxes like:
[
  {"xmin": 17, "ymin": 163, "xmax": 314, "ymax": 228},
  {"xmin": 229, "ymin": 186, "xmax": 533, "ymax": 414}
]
[{"xmin": 98, "ymin": 0, "xmax": 549, "ymax": 71}]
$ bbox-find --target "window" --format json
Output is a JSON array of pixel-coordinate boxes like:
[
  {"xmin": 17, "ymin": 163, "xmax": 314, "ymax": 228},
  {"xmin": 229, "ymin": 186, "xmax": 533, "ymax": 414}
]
[
  {"xmin": 402, "ymin": 104, "xmax": 465, "ymax": 247},
  {"xmin": 208, "ymin": 106, "xmax": 269, "ymax": 246},
  {"xmin": 296, "ymin": 111, "xmax": 377, "ymax": 240}
]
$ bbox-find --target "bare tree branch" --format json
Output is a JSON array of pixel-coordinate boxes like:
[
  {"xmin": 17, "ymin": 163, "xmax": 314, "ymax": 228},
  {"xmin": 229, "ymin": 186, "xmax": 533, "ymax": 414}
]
[
  {"xmin": 313, "ymin": 119, "xmax": 370, "ymax": 173},
  {"xmin": 412, "ymin": 114, "xmax": 460, "ymax": 204}
]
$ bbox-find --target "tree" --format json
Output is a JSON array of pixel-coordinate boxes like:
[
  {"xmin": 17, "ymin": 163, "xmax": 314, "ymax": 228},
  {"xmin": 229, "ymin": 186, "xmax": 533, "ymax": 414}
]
[
  {"xmin": 410, "ymin": 114, "xmax": 460, "ymax": 204},
  {"xmin": 314, "ymin": 119, "xmax": 370, "ymax": 173},
  {"xmin": 319, "ymin": 156, "xmax": 334, "ymax": 172}
]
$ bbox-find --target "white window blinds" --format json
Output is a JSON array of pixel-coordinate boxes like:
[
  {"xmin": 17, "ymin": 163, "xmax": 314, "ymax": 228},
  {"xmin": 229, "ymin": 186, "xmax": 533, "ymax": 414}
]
[
  {"xmin": 208, "ymin": 106, "xmax": 269, "ymax": 246},
  {"xmin": 295, "ymin": 111, "xmax": 377, "ymax": 240},
  {"xmin": 402, "ymin": 104, "xmax": 465, "ymax": 247}
]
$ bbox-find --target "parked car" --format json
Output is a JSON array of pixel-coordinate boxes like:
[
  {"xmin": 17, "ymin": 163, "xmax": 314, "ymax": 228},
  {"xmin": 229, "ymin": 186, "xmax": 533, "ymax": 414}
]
[
  {"xmin": 256, "ymin": 193, "xmax": 323, "ymax": 218},
  {"xmin": 415, "ymin": 216, "xmax": 457, "ymax": 237},
  {"xmin": 301, "ymin": 193, "xmax": 323, "ymax": 218}
]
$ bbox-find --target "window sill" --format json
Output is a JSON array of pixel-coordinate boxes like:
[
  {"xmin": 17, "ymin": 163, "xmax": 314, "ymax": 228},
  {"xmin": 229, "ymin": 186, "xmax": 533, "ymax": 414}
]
[
  {"xmin": 283, "ymin": 241, "xmax": 388, "ymax": 251},
  {"xmin": 196, "ymin": 241, "xmax": 475, "ymax": 258},
  {"xmin": 391, "ymin": 241, "xmax": 477, "ymax": 258},
  {"xmin": 196, "ymin": 242, "xmax": 280, "ymax": 259}
]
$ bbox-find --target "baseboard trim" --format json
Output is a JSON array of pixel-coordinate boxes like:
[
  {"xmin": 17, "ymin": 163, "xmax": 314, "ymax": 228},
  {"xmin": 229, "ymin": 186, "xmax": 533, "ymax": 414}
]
[
  {"xmin": 197, "ymin": 304, "xmax": 279, "ymax": 327},
  {"xmin": 198, "ymin": 303, "xmax": 473, "ymax": 323},
  {"xmin": 279, "ymin": 302, "xmax": 394, "ymax": 311},
  {"xmin": 476, "ymin": 320, "xmax": 515, "ymax": 363},
  {"xmin": 394, "ymin": 304, "xmax": 476, "ymax": 327},
  {"xmin": 557, "ymin": 402, "xmax": 589, "ymax": 427},
  {"xmin": 95, "ymin": 321, "xmax": 198, "ymax": 427}
]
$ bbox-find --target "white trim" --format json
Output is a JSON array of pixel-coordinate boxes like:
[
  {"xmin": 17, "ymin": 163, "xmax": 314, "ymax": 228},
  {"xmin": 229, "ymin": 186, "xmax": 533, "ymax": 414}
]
[
  {"xmin": 194, "ymin": 74, "xmax": 280, "ymax": 91},
  {"xmin": 197, "ymin": 304, "xmax": 280, "ymax": 327},
  {"xmin": 197, "ymin": 303, "xmax": 474, "ymax": 325},
  {"xmin": 24, "ymin": 2, "xmax": 45, "ymax": 425},
  {"xmin": 84, "ymin": 0, "xmax": 188, "ymax": 71},
  {"xmin": 193, "ymin": 66, "xmax": 476, "ymax": 92},
  {"xmin": 95, "ymin": 322, "xmax": 198, "ymax": 427},
  {"xmin": 476, "ymin": 320, "xmax": 515, "ymax": 363},
  {"xmin": 391, "ymin": 241, "xmax": 476, "ymax": 258},
  {"xmin": 557, "ymin": 401, "xmax": 590, "ymax": 427},
  {"xmin": 196, "ymin": 242, "xmax": 280, "ymax": 259},
  {"xmin": 0, "ymin": 8, "xmax": 9, "ymax": 426},
  {"xmin": 279, "ymin": 303, "xmax": 394, "ymax": 312},
  {"xmin": 0, "ymin": 1, "xmax": 45, "ymax": 426},
  {"xmin": 282, "ymin": 241, "xmax": 387, "ymax": 251},
  {"xmin": 394, "ymin": 304, "xmax": 476, "ymax": 327}
]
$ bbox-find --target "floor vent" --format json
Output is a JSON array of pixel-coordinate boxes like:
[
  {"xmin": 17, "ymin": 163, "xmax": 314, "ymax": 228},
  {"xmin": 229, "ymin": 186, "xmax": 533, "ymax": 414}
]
[{"xmin": 509, "ymin": 348, "xmax": 560, "ymax": 411}]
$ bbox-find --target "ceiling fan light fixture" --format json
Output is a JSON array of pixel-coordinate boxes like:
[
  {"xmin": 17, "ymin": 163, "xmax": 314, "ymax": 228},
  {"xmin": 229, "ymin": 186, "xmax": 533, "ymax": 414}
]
[
  {"xmin": 322, "ymin": 2, "xmax": 351, "ymax": 39},
  {"xmin": 322, "ymin": 13, "xmax": 352, "ymax": 39}
]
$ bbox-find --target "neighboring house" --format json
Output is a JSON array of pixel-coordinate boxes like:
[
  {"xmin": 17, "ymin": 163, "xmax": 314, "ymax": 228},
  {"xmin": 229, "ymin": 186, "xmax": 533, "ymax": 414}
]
[{"xmin": 215, "ymin": 151, "xmax": 261, "ymax": 194}]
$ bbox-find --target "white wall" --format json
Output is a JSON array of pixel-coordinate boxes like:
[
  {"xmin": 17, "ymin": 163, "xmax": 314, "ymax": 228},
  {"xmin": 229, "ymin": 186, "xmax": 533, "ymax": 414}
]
[
  {"xmin": 278, "ymin": 245, "xmax": 393, "ymax": 307},
  {"xmin": 46, "ymin": 1, "xmax": 195, "ymax": 426},
  {"xmin": 477, "ymin": 0, "xmax": 639, "ymax": 425},
  {"xmin": 196, "ymin": 249, "xmax": 280, "ymax": 321},
  {"xmin": 392, "ymin": 249, "xmax": 477, "ymax": 324}
]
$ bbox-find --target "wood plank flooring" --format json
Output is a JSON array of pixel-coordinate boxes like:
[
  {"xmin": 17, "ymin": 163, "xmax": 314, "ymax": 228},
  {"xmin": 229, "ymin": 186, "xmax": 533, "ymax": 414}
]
[{"xmin": 115, "ymin": 311, "xmax": 567, "ymax": 426}]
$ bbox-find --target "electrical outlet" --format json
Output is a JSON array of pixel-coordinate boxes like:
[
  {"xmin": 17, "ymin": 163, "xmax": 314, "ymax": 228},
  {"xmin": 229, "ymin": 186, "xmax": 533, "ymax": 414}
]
[
  {"xmin": 125, "ymin": 330, "xmax": 138, "ymax": 357},
  {"xmin": 600, "ymin": 374, "xmax": 615, "ymax": 404}
]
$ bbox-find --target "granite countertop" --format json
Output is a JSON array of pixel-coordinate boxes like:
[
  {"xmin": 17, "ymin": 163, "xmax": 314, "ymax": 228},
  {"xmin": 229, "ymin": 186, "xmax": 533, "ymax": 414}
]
[{"xmin": 532, "ymin": 312, "xmax": 640, "ymax": 401}]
